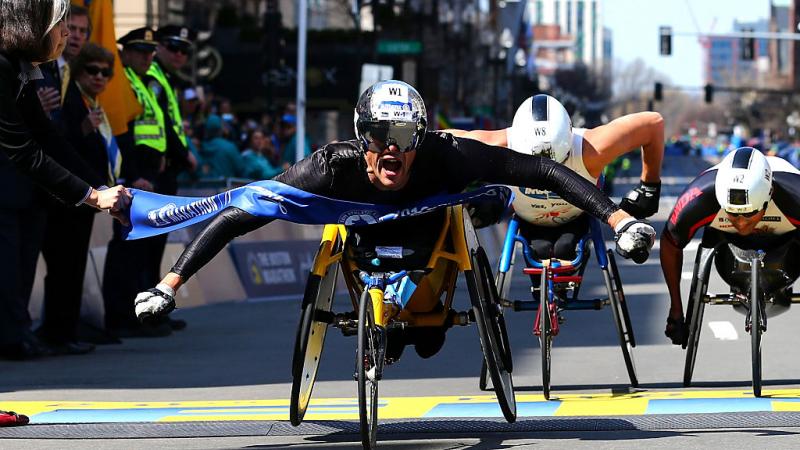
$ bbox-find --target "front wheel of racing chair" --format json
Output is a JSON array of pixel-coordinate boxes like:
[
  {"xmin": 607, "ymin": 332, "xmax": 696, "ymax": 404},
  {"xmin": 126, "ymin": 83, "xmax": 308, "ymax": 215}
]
[
  {"xmin": 357, "ymin": 287, "xmax": 381, "ymax": 449},
  {"xmin": 462, "ymin": 209, "xmax": 517, "ymax": 423},
  {"xmin": 750, "ymin": 255, "xmax": 765, "ymax": 397},
  {"xmin": 290, "ymin": 225, "xmax": 344, "ymax": 426},
  {"xmin": 538, "ymin": 266, "xmax": 553, "ymax": 399}
]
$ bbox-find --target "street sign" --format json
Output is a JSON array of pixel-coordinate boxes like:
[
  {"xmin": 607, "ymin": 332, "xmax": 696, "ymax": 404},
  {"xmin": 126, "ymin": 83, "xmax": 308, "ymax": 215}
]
[{"xmin": 377, "ymin": 40, "xmax": 422, "ymax": 55}]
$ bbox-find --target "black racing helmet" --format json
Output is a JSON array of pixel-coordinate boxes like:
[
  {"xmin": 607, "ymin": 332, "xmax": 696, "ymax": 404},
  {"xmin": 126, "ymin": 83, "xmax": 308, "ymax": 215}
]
[{"xmin": 354, "ymin": 80, "xmax": 427, "ymax": 153}]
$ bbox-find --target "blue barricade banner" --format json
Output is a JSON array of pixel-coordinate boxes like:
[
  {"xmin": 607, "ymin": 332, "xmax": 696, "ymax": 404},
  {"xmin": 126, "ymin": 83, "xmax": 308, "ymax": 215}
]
[
  {"xmin": 229, "ymin": 240, "xmax": 325, "ymax": 300},
  {"xmin": 125, "ymin": 180, "xmax": 513, "ymax": 240}
]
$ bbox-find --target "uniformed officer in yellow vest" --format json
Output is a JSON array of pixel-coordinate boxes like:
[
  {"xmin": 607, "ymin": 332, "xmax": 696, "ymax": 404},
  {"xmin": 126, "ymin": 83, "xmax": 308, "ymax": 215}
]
[
  {"xmin": 148, "ymin": 24, "xmax": 197, "ymax": 196},
  {"xmin": 117, "ymin": 27, "xmax": 164, "ymax": 193},
  {"xmin": 102, "ymin": 27, "xmax": 185, "ymax": 338}
]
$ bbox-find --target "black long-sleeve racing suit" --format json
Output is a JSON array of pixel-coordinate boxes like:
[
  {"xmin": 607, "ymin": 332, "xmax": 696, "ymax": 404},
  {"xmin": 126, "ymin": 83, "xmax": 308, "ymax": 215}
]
[{"xmin": 171, "ymin": 132, "xmax": 621, "ymax": 279}]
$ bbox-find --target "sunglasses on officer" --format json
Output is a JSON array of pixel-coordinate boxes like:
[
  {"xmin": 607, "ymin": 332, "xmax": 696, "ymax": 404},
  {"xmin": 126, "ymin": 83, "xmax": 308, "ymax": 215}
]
[
  {"xmin": 165, "ymin": 41, "xmax": 191, "ymax": 55},
  {"xmin": 84, "ymin": 64, "xmax": 112, "ymax": 78},
  {"xmin": 357, "ymin": 120, "xmax": 423, "ymax": 153}
]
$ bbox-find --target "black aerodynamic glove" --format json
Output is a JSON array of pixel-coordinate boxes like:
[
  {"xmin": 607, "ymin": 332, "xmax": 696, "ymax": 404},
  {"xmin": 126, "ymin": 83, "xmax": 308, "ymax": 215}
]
[
  {"xmin": 466, "ymin": 199, "xmax": 508, "ymax": 229},
  {"xmin": 614, "ymin": 218, "xmax": 656, "ymax": 264},
  {"xmin": 620, "ymin": 180, "xmax": 661, "ymax": 219}
]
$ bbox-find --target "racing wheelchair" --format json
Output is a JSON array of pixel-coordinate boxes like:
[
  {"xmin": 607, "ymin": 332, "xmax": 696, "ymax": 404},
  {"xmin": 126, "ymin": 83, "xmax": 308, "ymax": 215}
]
[
  {"xmin": 682, "ymin": 232, "xmax": 800, "ymax": 397},
  {"xmin": 288, "ymin": 206, "xmax": 516, "ymax": 449},
  {"xmin": 480, "ymin": 214, "xmax": 637, "ymax": 399}
]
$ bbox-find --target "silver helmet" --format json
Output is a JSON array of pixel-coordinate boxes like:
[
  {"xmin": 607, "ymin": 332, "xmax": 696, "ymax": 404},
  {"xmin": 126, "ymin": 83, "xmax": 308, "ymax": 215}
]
[{"xmin": 354, "ymin": 80, "xmax": 427, "ymax": 152}]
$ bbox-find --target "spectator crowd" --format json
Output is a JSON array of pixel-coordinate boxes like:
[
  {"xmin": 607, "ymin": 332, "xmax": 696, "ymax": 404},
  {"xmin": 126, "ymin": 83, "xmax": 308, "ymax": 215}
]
[{"xmin": 0, "ymin": 5, "xmax": 312, "ymax": 366}]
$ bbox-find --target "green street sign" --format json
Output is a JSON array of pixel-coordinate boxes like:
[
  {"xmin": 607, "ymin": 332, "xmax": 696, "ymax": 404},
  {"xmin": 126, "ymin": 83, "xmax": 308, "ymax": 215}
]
[{"xmin": 377, "ymin": 40, "xmax": 422, "ymax": 55}]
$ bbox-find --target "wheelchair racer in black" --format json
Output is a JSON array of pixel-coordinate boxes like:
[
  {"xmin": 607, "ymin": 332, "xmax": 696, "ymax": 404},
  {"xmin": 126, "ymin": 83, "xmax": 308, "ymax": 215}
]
[
  {"xmin": 133, "ymin": 80, "xmax": 656, "ymax": 357},
  {"xmin": 661, "ymin": 147, "xmax": 800, "ymax": 345}
]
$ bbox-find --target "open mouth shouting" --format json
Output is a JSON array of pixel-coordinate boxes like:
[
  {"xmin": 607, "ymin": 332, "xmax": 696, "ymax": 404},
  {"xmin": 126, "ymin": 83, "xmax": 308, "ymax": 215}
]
[
  {"xmin": 378, "ymin": 154, "xmax": 403, "ymax": 178},
  {"xmin": 365, "ymin": 146, "xmax": 416, "ymax": 191}
]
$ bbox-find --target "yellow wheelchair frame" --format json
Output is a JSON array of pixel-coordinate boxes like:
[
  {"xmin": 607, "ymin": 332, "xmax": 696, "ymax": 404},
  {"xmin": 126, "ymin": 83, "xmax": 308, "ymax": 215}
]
[{"xmin": 289, "ymin": 206, "xmax": 516, "ymax": 448}]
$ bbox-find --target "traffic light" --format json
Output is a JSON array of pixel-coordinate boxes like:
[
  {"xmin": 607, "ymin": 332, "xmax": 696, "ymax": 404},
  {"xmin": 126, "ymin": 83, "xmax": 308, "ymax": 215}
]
[
  {"xmin": 704, "ymin": 84, "xmax": 714, "ymax": 104},
  {"xmin": 659, "ymin": 26, "xmax": 672, "ymax": 56},
  {"xmin": 741, "ymin": 27, "xmax": 755, "ymax": 61},
  {"xmin": 654, "ymin": 82, "xmax": 663, "ymax": 101}
]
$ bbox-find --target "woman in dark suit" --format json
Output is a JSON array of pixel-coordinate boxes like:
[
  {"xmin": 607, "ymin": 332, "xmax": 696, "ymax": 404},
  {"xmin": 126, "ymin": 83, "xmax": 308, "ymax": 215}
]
[{"xmin": 0, "ymin": 0, "xmax": 129, "ymax": 365}]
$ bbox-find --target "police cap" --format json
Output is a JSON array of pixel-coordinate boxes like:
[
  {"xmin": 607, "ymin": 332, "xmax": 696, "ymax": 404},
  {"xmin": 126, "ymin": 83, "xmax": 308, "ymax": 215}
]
[
  {"xmin": 156, "ymin": 25, "xmax": 197, "ymax": 46},
  {"xmin": 117, "ymin": 27, "xmax": 158, "ymax": 51}
]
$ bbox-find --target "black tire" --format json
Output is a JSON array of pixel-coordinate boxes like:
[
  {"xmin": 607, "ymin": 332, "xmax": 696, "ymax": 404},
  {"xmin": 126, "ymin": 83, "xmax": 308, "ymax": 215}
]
[
  {"xmin": 683, "ymin": 247, "xmax": 712, "ymax": 387},
  {"xmin": 479, "ymin": 359, "xmax": 490, "ymax": 391},
  {"xmin": 479, "ymin": 261, "xmax": 515, "ymax": 392},
  {"xmin": 683, "ymin": 294, "xmax": 706, "ymax": 387},
  {"xmin": 357, "ymin": 289, "xmax": 380, "ymax": 449},
  {"xmin": 607, "ymin": 250, "xmax": 636, "ymax": 348},
  {"xmin": 605, "ymin": 251, "xmax": 638, "ymax": 387},
  {"xmin": 539, "ymin": 268, "xmax": 552, "ymax": 400},
  {"xmin": 751, "ymin": 259, "xmax": 763, "ymax": 398},
  {"xmin": 466, "ymin": 247, "xmax": 517, "ymax": 423},
  {"xmin": 289, "ymin": 264, "xmax": 339, "ymax": 426}
]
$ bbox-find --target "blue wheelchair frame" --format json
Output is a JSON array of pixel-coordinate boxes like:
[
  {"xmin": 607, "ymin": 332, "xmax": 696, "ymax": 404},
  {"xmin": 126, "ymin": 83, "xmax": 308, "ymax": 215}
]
[{"xmin": 488, "ymin": 213, "xmax": 638, "ymax": 398}]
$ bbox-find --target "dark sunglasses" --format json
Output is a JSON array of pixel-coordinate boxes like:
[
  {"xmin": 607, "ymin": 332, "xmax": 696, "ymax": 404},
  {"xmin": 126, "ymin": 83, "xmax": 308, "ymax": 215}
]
[
  {"xmin": 83, "ymin": 65, "xmax": 112, "ymax": 78},
  {"xmin": 357, "ymin": 120, "xmax": 423, "ymax": 153},
  {"xmin": 165, "ymin": 42, "xmax": 191, "ymax": 55}
]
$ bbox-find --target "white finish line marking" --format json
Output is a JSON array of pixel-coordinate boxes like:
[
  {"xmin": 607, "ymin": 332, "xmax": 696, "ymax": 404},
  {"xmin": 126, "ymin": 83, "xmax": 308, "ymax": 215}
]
[{"xmin": 708, "ymin": 321, "xmax": 739, "ymax": 341}]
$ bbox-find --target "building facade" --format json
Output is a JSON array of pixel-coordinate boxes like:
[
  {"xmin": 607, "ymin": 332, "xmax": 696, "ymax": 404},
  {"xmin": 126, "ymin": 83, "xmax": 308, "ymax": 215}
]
[
  {"xmin": 527, "ymin": 0, "xmax": 605, "ymax": 68},
  {"xmin": 704, "ymin": 19, "xmax": 769, "ymax": 87}
]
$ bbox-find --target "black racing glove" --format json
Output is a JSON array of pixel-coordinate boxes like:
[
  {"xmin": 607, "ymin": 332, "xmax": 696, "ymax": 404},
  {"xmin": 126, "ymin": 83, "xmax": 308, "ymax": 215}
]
[
  {"xmin": 466, "ymin": 199, "xmax": 508, "ymax": 229},
  {"xmin": 614, "ymin": 218, "xmax": 656, "ymax": 264},
  {"xmin": 620, "ymin": 180, "xmax": 661, "ymax": 219}
]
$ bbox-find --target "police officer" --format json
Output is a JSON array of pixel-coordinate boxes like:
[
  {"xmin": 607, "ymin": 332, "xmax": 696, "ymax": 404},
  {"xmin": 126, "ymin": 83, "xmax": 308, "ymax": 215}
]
[
  {"xmin": 102, "ymin": 27, "xmax": 177, "ymax": 337},
  {"xmin": 148, "ymin": 24, "xmax": 197, "ymax": 194}
]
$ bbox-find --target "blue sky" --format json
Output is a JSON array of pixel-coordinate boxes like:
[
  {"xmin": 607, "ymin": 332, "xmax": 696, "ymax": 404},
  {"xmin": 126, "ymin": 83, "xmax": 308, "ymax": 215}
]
[{"xmin": 603, "ymin": 0, "xmax": 771, "ymax": 87}]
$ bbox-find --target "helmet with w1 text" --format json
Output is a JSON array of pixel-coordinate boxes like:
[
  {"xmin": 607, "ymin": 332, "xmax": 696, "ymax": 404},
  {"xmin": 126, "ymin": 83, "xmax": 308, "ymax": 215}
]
[
  {"xmin": 354, "ymin": 80, "xmax": 427, "ymax": 153},
  {"xmin": 714, "ymin": 147, "xmax": 773, "ymax": 214},
  {"xmin": 507, "ymin": 94, "xmax": 573, "ymax": 163}
]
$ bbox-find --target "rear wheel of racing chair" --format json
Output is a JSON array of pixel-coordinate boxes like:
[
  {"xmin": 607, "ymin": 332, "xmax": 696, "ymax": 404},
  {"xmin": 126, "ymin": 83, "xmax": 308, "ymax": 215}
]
[
  {"xmin": 290, "ymin": 226, "xmax": 343, "ymax": 426},
  {"xmin": 357, "ymin": 288, "xmax": 381, "ymax": 449},
  {"xmin": 683, "ymin": 245, "xmax": 717, "ymax": 387},
  {"xmin": 538, "ymin": 267, "xmax": 553, "ymax": 399},
  {"xmin": 462, "ymin": 211, "xmax": 516, "ymax": 423},
  {"xmin": 750, "ymin": 257, "xmax": 765, "ymax": 397},
  {"xmin": 603, "ymin": 249, "xmax": 638, "ymax": 387}
]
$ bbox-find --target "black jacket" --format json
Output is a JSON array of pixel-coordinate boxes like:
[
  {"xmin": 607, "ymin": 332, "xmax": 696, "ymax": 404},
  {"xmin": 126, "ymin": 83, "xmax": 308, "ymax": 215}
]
[{"xmin": 0, "ymin": 51, "xmax": 92, "ymax": 206}]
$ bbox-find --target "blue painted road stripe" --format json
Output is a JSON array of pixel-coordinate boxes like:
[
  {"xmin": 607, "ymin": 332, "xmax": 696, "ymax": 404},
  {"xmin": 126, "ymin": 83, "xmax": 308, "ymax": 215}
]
[{"xmin": 425, "ymin": 401, "xmax": 562, "ymax": 418}]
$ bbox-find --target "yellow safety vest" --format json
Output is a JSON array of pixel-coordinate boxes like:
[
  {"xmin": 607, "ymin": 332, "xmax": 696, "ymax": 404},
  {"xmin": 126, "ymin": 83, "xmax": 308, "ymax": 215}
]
[
  {"xmin": 146, "ymin": 61, "xmax": 188, "ymax": 147},
  {"xmin": 124, "ymin": 66, "xmax": 166, "ymax": 153}
]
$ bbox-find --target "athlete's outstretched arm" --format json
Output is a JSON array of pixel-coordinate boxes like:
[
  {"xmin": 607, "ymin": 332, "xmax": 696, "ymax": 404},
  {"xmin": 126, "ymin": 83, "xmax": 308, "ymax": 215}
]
[
  {"xmin": 158, "ymin": 207, "xmax": 272, "ymax": 293},
  {"xmin": 660, "ymin": 232, "xmax": 685, "ymax": 321},
  {"xmin": 582, "ymin": 112, "xmax": 664, "ymax": 181}
]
